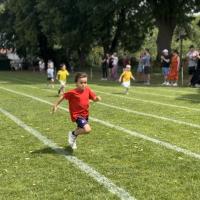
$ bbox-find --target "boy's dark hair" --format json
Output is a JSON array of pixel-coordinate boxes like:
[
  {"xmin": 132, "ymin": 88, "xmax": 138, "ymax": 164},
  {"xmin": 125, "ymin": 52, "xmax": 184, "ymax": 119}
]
[{"xmin": 74, "ymin": 72, "xmax": 88, "ymax": 82}]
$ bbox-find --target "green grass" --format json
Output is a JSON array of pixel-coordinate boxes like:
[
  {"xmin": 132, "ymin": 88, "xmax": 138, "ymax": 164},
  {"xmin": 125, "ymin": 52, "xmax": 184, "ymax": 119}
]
[{"xmin": 0, "ymin": 71, "xmax": 200, "ymax": 200}]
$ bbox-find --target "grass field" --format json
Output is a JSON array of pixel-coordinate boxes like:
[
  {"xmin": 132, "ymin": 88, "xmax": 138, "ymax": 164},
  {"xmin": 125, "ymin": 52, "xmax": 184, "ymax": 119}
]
[{"xmin": 0, "ymin": 71, "xmax": 200, "ymax": 200}]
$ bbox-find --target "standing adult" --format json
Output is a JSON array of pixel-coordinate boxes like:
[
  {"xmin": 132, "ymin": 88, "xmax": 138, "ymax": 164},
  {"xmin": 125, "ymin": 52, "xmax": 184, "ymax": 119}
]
[
  {"xmin": 101, "ymin": 54, "xmax": 109, "ymax": 80},
  {"xmin": 142, "ymin": 48, "xmax": 151, "ymax": 85},
  {"xmin": 161, "ymin": 49, "xmax": 170, "ymax": 85},
  {"xmin": 186, "ymin": 45, "xmax": 198, "ymax": 86},
  {"xmin": 167, "ymin": 50, "xmax": 180, "ymax": 86},
  {"xmin": 108, "ymin": 54, "xmax": 113, "ymax": 80},
  {"xmin": 39, "ymin": 59, "xmax": 45, "ymax": 72},
  {"xmin": 111, "ymin": 52, "xmax": 119, "ymax": 80},
  {"xmin": 136, "ymin": 51, "xmax": 144, "ymax": 82},
  {"xmin": 191, "ymin": 50, "xmax": 200, "ymax": 87}
]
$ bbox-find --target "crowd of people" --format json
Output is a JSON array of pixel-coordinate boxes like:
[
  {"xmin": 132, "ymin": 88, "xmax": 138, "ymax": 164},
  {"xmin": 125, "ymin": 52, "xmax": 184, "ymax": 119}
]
[
  {"xmin": 100, "ymin": 46, "xmax": 200, "ymax": 88},
  {"xmin": 43, "ymin": 45, "xmax": 200, "ymax": 98}
]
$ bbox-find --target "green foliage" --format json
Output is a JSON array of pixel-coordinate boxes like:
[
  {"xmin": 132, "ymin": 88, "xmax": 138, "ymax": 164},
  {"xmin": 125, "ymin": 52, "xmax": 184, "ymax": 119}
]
[{"xmin": 0, "ymin": 0, "xmax": 199, "ymax": 65}]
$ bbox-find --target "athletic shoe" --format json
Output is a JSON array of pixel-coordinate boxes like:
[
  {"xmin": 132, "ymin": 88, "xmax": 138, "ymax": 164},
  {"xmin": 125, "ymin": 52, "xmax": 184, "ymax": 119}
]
[
  {"xmin": 162, "ymin": 81, "xmax": 167, "ymax": 85},
  {"xmin": 72, "ymin": 141, "xmax": 77, "ymax": 149},
  {"xmin": 165, "ymin": 82, "xmax": 170, "ymax": 86},
  {"xmin": 68, "ymin": 131, "xmax": 77, "ymax": 148},
  {"xmin": 172, "ymin": 83, "xmax": 178, "ymax": 87}
]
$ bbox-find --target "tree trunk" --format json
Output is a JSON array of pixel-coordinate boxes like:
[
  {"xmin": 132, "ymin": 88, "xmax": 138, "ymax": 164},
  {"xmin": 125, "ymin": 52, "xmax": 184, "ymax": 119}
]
[
  {"xmin": 77, "ymin": 48, "xmax": 86, "ymax": 70},
  {"xmin": 109, "ymin": 8, "xmax": 126, "ymax": 53},
  {"xmin": 156, "ymin": 19, "xmax": 176, "ymax": 59}
]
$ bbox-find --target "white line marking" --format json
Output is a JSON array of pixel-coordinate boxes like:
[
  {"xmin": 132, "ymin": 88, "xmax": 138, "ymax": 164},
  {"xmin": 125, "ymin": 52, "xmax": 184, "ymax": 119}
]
[
  {"xmin": 128, "ymin": 90, "xmax": 200, "ymax": 102},
  {"xmin": 95, "ymin": 90, "xmax": 200, "ymax": 112},
  {"xmin": 92, "ymin": 85, "xmax": 200, "ymax": 102},
  {"xmin": 98, "ymin": 102, "xmax": 200, "ymax": 129},
  {"xmin": 0, "ymin": 108, "xmax": 135, "ymax": 200},
  {"xmin": 1, "ymin": 80, "xmax": 199, "ymax": 129},
  {"xmin": 132, "ymin": 86, "xmax": 199, "ymax": 95},
  {"xmin": 1, "ymin": 87, "xmax": 200, "ymax": 160},
  {"xmin": 3, "ymin": 76, "xmax": 200, "ymax": 110}
]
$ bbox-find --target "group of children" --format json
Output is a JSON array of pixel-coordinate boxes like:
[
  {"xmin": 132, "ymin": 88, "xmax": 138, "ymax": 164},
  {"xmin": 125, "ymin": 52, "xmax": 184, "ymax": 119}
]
[
  {"xmin": 47, "ymin": 61, "xmax": 69, "ymax": 96},
  {"xmin": 45, "ymin": 48, "xmax": 200, "ymax": 150},
  {"xmin": 47, "ymin": 59, "xmax": 133, "ymax": 150}
]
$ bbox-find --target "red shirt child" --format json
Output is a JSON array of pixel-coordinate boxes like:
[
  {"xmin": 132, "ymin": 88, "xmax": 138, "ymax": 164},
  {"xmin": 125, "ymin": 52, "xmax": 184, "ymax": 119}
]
[
  {"xmin": 63, "ymin": 86, "xmax": 97, "ymax": 122},
  {"xmin": 52, "ymin": 72, "xmax": 101, "ymax": 149}
]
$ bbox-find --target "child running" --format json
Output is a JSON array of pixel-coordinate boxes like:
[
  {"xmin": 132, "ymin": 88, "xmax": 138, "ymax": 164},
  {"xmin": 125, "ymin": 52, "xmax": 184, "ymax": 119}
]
[
  {"xmin": 119, "ymin": 64, "xmax": 135, "ymax": 94},
  {"xmin": 56, "ymin": 63, "xmax": 70, "ymax": 96},
  {"xmin": 52, "ymin": 72, "xmax": 101, "ymax": 149},
  {"xmin": 47, "ymin": 61, "xmax": 54, "ymax": 88}
]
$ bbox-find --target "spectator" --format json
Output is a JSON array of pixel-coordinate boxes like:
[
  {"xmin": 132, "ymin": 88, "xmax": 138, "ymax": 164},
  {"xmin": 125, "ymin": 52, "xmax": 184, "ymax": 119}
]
[
  {"xmin": 111, "ymin": 52, "xmax": 119, "ymax": 80},
  {"xmin": 142, "ymin": 48, "xmax": 151, "ymax": 85},
  {"xmin": 186, "ymin": 45, "xmax": 198, "ymax": 86},
  {"xmin": 136, "ymin": 51, "xmax": 144, "ymax": 82},
  {"xmin": 161, "ymin": 49, "xmax": 170, "ymax": 85},
  {"xmin": 39, "ymin": 59, "xmax": 45, "ymax": 72},
  {"xmin": 167, "ymin": 50, "xmax": 180, "ymax": 86},
  {"xmin": 101, "ymin": 53, "xmax": 109, "ymax": 80},
  {"xmin": 191, "ymin": 50, "xmax": 200, "ymax": 87}
]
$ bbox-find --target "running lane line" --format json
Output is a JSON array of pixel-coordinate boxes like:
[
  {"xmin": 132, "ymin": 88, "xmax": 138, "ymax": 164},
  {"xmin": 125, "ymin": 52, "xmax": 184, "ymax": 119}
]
[
  {"xmin": 1, "ymin": 87, "xmax": 200, "ymax": 160},
  {"xmin": 0, "ymin": 108, "xmax": 136, "ymax": 200},
  {"xmin": 2, "ymin": 81, "xmax": 199, "ymax": 129},
  {"xmin": 2, "ymin": 76, "xmax": 200, "ymax": 111},
  {"xmin": 95, "ymin": 90, "xmax": 200, "ymax": 112}
]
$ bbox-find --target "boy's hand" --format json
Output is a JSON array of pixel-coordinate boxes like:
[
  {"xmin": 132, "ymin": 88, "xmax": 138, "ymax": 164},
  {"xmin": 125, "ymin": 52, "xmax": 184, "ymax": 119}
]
[{"xmin": 96, "ymin": 96, "xmax": 101, "ymax": 101}]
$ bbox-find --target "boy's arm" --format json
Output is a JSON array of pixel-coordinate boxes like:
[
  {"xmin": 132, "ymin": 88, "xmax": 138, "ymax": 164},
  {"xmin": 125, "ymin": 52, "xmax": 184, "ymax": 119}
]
[{"xmin": 52, "ymin": 95, "xmax": 65, "ymax": 113}]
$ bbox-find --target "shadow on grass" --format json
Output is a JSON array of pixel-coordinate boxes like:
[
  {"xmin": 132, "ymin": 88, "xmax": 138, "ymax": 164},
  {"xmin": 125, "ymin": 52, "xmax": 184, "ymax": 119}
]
[
  {"xmin": 176, "ymin": 88, "xmax": 200, "ymax": 104},
  {"xmin": 31, "ymin": 145, "xmax": 74, "ymax": 156}
]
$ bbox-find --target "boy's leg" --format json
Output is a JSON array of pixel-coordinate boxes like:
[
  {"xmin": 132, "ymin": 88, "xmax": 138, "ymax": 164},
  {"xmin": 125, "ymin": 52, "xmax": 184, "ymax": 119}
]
[
  {"xmin": 74, "ymin": 124, "xmax": 91, "ymax": 136},
  {"xmin": 68, "ymin": 118, "xmax": 91, "ymax": 149}
]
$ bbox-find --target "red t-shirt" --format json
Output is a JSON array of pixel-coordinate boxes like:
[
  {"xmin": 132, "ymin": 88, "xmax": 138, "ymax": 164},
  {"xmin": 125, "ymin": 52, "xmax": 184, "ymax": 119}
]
[{"xmin": 63, "ymin": 86, "xmax": 97, "ymax": 121}]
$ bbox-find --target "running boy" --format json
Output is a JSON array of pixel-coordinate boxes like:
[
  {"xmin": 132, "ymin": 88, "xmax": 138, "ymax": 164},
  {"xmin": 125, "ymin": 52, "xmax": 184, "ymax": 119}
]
[
  {"xmin": 47, "ymin": 61, "xmax": 54, "ymax": 88},
  {"xmin": 52, "ymin": 72, "xmax": 101, "ymax": 149},
  {"xmin": 56, "ymin": 63, "xmax": 69, "ymax": 96},
  {"xmin": 119, "ymin": 64, "xmax": 135, "ymax": 94}
]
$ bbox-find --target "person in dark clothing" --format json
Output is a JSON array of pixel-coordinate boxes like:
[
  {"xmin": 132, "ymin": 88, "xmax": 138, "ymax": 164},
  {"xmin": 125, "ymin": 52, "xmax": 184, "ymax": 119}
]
[
  {"xmin": 191, "ymin": 51, "xmax": 200, "ymax": 87},
  {"xmin": 101, "ymin": 54, "xmax": 109, "ymax": 80}
]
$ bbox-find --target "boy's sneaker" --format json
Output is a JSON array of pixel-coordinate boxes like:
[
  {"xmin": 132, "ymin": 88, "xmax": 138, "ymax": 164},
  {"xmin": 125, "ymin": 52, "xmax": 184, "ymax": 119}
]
[
  {"xmin": 68, "ymin": 131, "xmax": 77, "ymax": 149},
  {"xmin": 72, "ymin": 141, "xmax": 77, "ymax": 149}
]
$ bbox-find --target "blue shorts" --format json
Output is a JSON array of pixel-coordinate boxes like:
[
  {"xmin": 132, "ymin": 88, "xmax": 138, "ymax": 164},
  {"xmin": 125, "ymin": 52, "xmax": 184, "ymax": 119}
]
[
  {"xmin": 162, "ymin": 67, "xmax": 169, "ymax": 76},
  {"xmin": 76, "ymin": 117, "xmax": 88, "ymax": 128}
]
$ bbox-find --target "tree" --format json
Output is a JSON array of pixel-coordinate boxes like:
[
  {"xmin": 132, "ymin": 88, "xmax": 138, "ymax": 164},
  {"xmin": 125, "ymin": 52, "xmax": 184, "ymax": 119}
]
[{"xmin": 146, "ymin": 0, "xmax": 200, "ymax": 56}]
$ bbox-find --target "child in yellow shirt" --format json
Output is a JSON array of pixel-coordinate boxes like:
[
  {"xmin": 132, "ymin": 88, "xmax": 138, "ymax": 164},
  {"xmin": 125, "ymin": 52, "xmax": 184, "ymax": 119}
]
[
  {"xmin": 118, "ymin": 64, "xmax": 135, "ymax": 94},
  {"xmin": 56, "ymin": 63, "xmax": 69, "ymax": 96}
]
